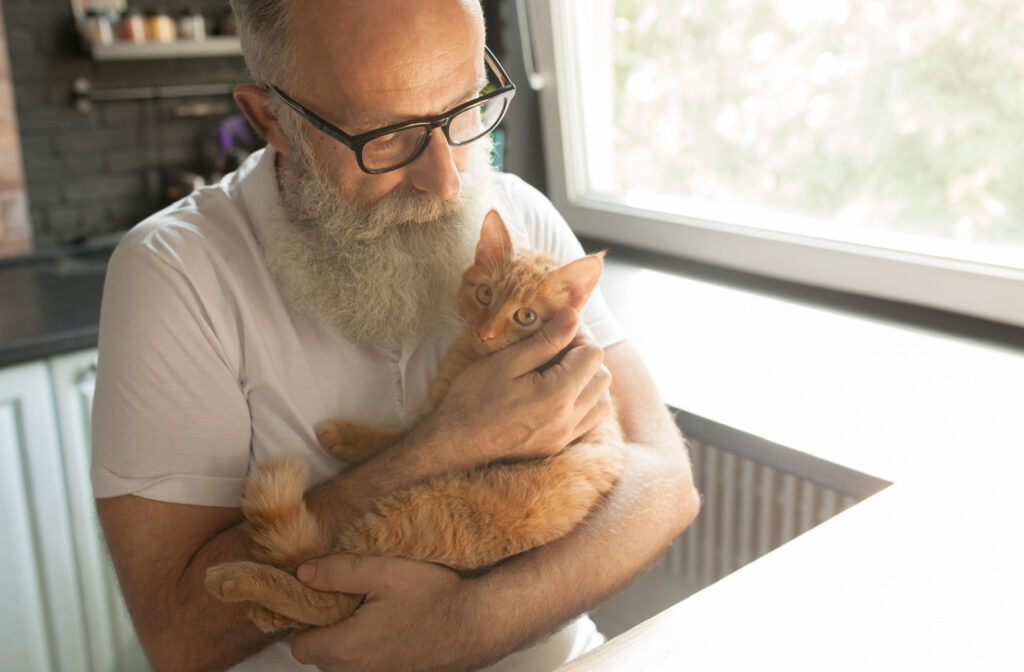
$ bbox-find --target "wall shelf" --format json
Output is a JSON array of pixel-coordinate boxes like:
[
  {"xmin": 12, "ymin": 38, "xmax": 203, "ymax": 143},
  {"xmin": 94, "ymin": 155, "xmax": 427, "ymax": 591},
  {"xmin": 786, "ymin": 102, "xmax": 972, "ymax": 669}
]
[{"xmin": 89, "ymin": 36, "xmax": 242, "ymax": 61}]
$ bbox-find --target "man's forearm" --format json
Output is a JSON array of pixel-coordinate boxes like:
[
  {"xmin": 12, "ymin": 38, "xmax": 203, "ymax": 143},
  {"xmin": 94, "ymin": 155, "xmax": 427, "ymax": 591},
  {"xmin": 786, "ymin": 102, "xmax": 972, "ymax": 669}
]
[
  {"xmin": 107, "ymin": 416, "xmax": 477, "ymax": 671},
  {"xmin": 98, "ymin": 497, "xmax": 280, "ymax": 671},
  {"xmin": 463, "ymin": 437, "xmax": 700, "ymax": 662}
]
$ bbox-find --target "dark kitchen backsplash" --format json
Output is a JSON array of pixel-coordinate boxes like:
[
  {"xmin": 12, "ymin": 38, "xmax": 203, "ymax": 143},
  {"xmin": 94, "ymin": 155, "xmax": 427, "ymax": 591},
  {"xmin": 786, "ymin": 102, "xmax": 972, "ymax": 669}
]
[
  {"xmin": 2, "ymin": 0, "xmax": 253, "ymax": 249},
  {"xmin": 1, "ymin": 0, "xmax": 517, "ymax": 252}
]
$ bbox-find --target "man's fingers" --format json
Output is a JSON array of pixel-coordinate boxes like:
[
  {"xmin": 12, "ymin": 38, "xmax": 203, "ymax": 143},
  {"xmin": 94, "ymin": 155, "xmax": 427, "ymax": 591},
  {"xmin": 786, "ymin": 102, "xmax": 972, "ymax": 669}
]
[
  {"xmin": 573, "ymin": 391, "xmax": 612, "ymax": 440},
  {"xmin": 503, "ymin": 308, "xmax": 580, "ymax": 376},
  {"xmin": 570, "ymin": 321, "xmax": 599, "ymax": 349},
  {"xmin": 575, "ymin": 364, "xmax": 612, "ymax": 412},
  {"xmin": 571, "ymin": 364, "xmax": 612, "ymax": 433},
  {"xmin": 298, "ymin": 553, "xmax": 379, "ymax": 594},
  {"xmin": 552, "ymin": 337, "xmax": 606, "ymax": 394},
  {"xmin": 292, "ymin": 554, "xmax": 461, "ymax": 667},
  {"xmin": 292, "ymin": 621, "xmax": 352, "ymax": 666}
]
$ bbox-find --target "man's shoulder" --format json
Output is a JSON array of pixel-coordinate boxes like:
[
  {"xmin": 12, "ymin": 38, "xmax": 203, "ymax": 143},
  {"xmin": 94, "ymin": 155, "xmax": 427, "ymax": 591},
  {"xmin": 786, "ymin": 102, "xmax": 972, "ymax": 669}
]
[
  {"xmin": 489, "ymin": 171, "xmax": 565, "ymax": 239},
  {"xmin": 115, "ymin": 147, "xmax": 273, "ymax": 272},
  {"xmin": 491, "ymin": 171, "xmax": 553, "ymax": 211},
  {"xmin": 116, "ymin": 191, "xmax": 247, "ymax": 270}
]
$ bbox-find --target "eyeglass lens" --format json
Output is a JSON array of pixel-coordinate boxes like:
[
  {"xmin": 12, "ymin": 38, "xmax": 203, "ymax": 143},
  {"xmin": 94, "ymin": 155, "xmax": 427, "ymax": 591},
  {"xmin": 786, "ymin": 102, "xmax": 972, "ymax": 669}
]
[{"xmin": 361, "ymin": 95, "xmax": 507, "ymax": 171}]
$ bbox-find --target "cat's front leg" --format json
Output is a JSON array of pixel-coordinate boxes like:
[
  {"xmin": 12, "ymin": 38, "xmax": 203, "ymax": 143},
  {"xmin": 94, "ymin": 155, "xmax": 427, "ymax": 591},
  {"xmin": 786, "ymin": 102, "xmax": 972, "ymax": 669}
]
[{"xmin": 315, "ymin": 420, "xmax": 403, "ymax": 464}]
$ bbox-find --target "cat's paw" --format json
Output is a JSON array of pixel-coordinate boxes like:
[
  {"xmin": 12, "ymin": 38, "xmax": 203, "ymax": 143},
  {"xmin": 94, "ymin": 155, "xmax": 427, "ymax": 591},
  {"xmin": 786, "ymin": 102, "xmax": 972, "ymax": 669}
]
[
  {"xmin": 315, "ymin": 420, "xmax": 371, "ymax": 462},
  {"xmin": 205, "ymin": 562, "xmax": 254, "ymax": 601}
]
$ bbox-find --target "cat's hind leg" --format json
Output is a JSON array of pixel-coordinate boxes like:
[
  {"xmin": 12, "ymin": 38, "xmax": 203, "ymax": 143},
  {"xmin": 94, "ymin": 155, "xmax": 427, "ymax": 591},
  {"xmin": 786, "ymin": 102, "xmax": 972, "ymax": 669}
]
[
  {"xmin": 206, "ymin": 561, "xmax": 361, "ymax": 630},
  {"xmin": 315, "ymin": 420, "xmax": 402, "ymax": 464}
]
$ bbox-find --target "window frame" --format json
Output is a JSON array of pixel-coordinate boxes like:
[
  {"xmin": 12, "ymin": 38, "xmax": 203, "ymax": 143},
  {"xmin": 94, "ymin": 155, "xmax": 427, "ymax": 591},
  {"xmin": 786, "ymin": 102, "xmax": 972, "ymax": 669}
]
[{"xmin": 525, "ymin": 0, "xmax": 1024, "ymax": 328}]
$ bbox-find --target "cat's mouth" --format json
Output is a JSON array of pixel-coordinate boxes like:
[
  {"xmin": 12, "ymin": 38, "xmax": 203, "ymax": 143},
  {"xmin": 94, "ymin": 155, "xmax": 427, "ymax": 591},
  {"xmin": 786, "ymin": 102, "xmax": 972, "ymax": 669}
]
[{"xmin": 473, "ymin": 340, "xmax": 501, "ymax": 355}]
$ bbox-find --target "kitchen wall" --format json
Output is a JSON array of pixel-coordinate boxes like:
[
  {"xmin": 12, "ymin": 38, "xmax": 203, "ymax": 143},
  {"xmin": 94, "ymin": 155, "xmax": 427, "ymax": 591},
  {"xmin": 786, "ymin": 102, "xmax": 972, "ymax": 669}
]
[
  {"xmin": 0, "ymin": 0, "xmax": 544, "ymax": 254},
  {"xmin": 1, "ymin": 0, "xmax": 250, "ymax": 251}
]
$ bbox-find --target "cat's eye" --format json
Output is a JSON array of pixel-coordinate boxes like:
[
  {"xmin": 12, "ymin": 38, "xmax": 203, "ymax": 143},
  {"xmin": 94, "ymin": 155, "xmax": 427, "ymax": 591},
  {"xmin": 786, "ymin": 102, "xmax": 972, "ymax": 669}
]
[
  {"xmin": 513, "ymin": 308, "xmax": 537, "ymax": 326},
  {"xmin": 476, "ymin": 285, "xmax": 493, "ymax": 305}
]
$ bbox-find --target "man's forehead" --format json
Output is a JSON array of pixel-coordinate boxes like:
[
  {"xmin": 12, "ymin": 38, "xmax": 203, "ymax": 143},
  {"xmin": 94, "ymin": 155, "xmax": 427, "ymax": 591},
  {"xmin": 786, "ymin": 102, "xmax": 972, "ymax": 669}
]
[
  {"xmin": 292, "ymin": 0, "xmax": 485, "ymax": 131},
  {"xmin": 343, "ymin": 57, "xmax": 487, "ymax": 131}
]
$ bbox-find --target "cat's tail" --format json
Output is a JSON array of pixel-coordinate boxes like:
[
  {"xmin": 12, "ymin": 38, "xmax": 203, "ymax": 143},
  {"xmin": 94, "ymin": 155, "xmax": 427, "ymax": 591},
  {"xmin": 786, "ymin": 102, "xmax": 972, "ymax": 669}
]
[{"xmin": 240, "ymin": 455, "xmax": 332, "ymax": 571}]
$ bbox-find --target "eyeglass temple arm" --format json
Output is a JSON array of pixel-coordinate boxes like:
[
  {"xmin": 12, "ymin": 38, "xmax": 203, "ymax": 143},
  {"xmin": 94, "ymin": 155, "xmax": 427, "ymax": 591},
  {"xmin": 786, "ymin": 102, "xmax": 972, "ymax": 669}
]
[{"xmin": 267, "ymin": 84, "xmax": 355, "ymax": 150}]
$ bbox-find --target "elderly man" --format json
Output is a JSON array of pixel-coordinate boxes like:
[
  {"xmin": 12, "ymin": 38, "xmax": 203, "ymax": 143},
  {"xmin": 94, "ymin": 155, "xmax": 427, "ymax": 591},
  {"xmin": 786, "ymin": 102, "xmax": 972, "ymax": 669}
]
[{"xmin": 91, "ymin": 0, "xmax": 699, "ymax": 670}]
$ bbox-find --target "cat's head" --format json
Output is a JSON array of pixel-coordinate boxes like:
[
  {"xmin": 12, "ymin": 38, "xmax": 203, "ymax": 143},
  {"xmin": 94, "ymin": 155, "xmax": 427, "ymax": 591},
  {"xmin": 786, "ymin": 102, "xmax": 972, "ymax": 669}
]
[{"xmin": 458, "ymin": 210, "xmax": 605, "ymax": 355}]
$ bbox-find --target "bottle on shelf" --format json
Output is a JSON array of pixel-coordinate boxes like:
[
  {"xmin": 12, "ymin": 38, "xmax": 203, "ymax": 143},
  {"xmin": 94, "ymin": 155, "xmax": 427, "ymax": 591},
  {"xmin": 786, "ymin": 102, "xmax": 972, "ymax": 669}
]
[
  {"xmin": 118, "ymin": 8, "xmax": 146, "ymax": 43},
  {"xmin": 176, "ymin": 8, "xmax": 207, "ymax": 41},
  {"xmin": 147, "ymin": 7, "xmax": 177, "ymax": 43},
  {"xmin": 81, "ymin": 10, "xmax": 114, "ymax": 46}
]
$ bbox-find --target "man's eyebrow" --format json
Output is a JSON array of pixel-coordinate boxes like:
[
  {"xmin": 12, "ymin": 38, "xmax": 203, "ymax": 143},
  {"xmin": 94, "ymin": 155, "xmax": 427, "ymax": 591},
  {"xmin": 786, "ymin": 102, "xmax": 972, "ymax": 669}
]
[{"xmin": 354, "ymin": 75, "xmax": 490, "ymax": 133}]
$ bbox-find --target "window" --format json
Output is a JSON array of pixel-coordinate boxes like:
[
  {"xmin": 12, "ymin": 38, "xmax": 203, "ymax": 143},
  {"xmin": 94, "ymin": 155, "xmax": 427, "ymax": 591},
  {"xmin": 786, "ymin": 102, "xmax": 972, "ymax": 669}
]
[{"xmin": 525, "ymin": 0, "xmax": 1024, "ymax": 326}]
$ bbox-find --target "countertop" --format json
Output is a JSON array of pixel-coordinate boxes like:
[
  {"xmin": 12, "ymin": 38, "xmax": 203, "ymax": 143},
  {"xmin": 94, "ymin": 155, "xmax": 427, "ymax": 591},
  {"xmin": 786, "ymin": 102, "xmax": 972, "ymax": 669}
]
[
  {"xmin": 556, "ymin": 253, "xmax": 1024, "ymax": 671},
  {"xmin": 0, "ymin": 245, "xmax": 113, "ymax": 368}
]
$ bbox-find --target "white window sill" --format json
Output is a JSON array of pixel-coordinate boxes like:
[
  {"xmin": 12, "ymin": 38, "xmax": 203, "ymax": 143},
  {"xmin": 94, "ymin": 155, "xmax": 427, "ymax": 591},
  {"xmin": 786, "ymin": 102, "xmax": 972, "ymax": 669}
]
[{"xmin": 600, "ymin": 251, "xmax": 1024, "ymax": 485}]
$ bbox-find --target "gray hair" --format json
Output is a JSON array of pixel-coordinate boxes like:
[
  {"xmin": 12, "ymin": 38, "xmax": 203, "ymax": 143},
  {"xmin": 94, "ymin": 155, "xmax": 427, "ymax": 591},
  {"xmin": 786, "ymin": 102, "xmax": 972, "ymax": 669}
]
[{"xmin": 229, "ymin": 0, "xmax": 299, "ymax": 89}]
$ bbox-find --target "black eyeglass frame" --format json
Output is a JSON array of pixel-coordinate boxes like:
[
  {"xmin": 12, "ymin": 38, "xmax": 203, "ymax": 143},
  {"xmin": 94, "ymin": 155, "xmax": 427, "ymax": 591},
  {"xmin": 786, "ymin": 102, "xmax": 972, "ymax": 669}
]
[{"xmin": 268, "ymin": 46, "xmax": 516, "ymax": 174}]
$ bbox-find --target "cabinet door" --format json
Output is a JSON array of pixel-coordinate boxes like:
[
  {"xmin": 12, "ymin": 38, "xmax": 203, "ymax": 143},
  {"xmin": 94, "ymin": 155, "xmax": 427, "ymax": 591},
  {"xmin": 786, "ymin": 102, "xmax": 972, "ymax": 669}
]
[
  {"xmin": 0, "ymin": 361, "xmax": 91, "ymax": 671},
  {"xmin": 50, "ymin": 350, "xmax": 150, "ymax": 672}
]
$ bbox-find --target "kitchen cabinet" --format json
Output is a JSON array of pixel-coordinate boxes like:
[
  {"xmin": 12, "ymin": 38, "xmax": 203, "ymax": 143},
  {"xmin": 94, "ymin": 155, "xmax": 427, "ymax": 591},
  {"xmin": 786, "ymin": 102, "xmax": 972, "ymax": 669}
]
[{"xmin": 0, "ymin": 350, "xmax": 149, "ymax": 672}]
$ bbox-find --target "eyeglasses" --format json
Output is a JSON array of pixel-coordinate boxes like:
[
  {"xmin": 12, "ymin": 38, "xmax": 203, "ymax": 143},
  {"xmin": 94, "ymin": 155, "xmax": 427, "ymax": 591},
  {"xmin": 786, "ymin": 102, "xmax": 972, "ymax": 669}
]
[{"xmin": 268, "ymin": 46, "xmax": 516, "ymax": 175}]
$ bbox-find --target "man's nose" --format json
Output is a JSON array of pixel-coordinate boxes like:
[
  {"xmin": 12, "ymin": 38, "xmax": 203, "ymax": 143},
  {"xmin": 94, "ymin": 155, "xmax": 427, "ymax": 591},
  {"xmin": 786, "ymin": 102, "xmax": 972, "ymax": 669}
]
[{"xmin": 405, "ymin": 127, "xmax": 462, "ymax": 200}]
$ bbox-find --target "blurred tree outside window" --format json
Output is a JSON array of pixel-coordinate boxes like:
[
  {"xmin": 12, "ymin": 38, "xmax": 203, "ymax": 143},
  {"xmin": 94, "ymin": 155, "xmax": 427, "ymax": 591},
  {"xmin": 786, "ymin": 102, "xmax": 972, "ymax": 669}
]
[{"xmin": 592, "ymin": 0, "xmax": 1024, "ymax": 269}]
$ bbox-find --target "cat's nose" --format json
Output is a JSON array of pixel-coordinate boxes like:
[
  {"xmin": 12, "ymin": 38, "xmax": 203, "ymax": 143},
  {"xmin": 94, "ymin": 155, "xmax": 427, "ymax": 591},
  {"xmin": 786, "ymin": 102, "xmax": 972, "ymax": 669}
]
[{"xmin": 478, "ymin": 328, "xmax": 496, "ymax": 342}]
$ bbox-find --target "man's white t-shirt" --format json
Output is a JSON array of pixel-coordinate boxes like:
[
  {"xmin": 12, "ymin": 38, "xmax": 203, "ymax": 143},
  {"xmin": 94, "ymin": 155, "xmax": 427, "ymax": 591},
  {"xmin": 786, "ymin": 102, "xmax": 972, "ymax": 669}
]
[{"xmin": 91, "ymin": 146, "xmax": 623, "ymax": 671}]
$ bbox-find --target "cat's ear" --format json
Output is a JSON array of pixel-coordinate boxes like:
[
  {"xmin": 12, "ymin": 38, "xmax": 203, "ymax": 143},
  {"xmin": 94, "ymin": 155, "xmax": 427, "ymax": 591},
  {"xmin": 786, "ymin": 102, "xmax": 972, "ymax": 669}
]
[
  {"xmin": 475, "ymin": 210, "xmax": 514, "ymax": 265},
  {"xmin": 551, "ymin": 251, "xmax": 606, "ymax": 310}
]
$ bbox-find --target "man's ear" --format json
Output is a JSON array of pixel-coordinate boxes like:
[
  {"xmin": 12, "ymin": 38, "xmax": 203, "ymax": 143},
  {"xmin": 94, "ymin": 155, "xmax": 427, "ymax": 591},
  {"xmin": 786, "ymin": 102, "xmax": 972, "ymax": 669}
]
[{"xmin": 234, "ymin": 85, "xmax": 290, "ymax": 156}]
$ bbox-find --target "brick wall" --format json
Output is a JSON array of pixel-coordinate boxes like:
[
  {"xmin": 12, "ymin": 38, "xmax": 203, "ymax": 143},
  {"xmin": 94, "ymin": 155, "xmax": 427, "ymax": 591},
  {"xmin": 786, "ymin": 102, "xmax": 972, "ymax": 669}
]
[
  {"xmin": 0, "ymin": 3, "xmax": 31, "ymax": 255},
  {"xmin": 2, "ymin": 0, "xmax": 250, "ymax": 251}
]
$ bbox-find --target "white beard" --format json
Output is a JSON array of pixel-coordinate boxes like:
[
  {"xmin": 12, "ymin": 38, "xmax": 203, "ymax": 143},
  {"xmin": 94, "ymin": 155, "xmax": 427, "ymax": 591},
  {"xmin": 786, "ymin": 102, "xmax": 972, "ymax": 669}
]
[{"xmin": 264, "ymin": 136, "xmax": 493, "ymax": 352}]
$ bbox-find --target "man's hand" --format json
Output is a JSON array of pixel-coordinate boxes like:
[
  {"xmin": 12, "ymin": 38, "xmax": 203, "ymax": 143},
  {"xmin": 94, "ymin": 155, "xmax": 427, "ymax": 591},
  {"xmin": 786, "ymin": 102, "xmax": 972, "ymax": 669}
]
[
  {"xmin": 291, "ymin": 555, "xmax": 491, "ymax": 672},
  {"xmin": 434, "ymin": 307, "xmax": 612, "ymax": 467}
]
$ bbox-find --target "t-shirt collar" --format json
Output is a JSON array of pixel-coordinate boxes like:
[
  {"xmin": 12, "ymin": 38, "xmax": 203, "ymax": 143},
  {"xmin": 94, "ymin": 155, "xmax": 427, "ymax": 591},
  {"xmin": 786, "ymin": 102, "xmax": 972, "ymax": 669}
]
[{"xmin": 237, "ymin": 144, "xmax": 282, "ymax": 251}]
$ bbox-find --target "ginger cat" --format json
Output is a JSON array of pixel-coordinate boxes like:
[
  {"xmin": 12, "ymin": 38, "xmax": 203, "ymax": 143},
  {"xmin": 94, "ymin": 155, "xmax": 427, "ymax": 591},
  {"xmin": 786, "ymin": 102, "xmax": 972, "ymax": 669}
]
[{"xmin": 205, "ymin": 210, "xmax": 626, "ymax": 631}]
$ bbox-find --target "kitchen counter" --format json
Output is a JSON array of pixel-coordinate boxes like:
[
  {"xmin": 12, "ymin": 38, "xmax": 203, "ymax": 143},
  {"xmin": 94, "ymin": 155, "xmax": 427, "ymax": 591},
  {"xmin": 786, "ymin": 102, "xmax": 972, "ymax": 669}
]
[
  {"xmin": 557, "ymin": 252, "xmax": 1024, "ymax": 671},
  {"xmin": 0, "ymin": 245, "xmax": 113, "ymax": 368}
]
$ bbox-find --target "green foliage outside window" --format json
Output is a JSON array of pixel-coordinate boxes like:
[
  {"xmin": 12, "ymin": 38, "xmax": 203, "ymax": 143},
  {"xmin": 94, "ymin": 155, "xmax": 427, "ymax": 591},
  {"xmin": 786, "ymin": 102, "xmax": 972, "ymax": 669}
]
[{"xmin": 613, "ymin": 0, "xmax": 1024, "ymax": 253}]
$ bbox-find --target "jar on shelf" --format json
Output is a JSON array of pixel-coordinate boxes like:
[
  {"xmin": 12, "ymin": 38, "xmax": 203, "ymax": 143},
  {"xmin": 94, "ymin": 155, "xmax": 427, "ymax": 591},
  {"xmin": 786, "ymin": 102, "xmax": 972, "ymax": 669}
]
[
  {"xmin": 81, "ymin": 10, "xmax": 114, "ymax": 46},
  {"xmin": 147, "ymin": 8, "xmax": 177, "ymax": 43},
  {"xmin": 176, "ymin": 8, "xmax": 206, "ymax": 41},
  {"xmin": 119, "ymin": 8, "xmax": 146, "ymax": 43}
]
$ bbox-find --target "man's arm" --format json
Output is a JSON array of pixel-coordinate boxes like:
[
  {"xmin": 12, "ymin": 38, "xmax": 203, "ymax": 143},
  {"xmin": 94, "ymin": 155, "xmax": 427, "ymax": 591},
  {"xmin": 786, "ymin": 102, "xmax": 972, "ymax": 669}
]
[
  {"xmin": 474, "ymin": 341, "xmax": 700, "ymax": 654},
  {"xmin": 97, "ymin": 308, "xmax": 609, "ymax": 671},
  {"xmin": 291, "ymin": 340, "xmax": 700, "ymax": 671}
]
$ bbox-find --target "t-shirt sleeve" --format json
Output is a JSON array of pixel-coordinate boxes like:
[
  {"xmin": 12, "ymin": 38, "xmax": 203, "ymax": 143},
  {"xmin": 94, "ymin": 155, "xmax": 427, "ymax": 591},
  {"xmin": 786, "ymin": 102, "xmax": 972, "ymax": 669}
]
[
  {"xmin": 497, "ymin": 175, "xmax": 626, "ymax": 349},
  {"xmin": 90, "ymin": 231, "xmax": 251, "ymax": 507}
]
